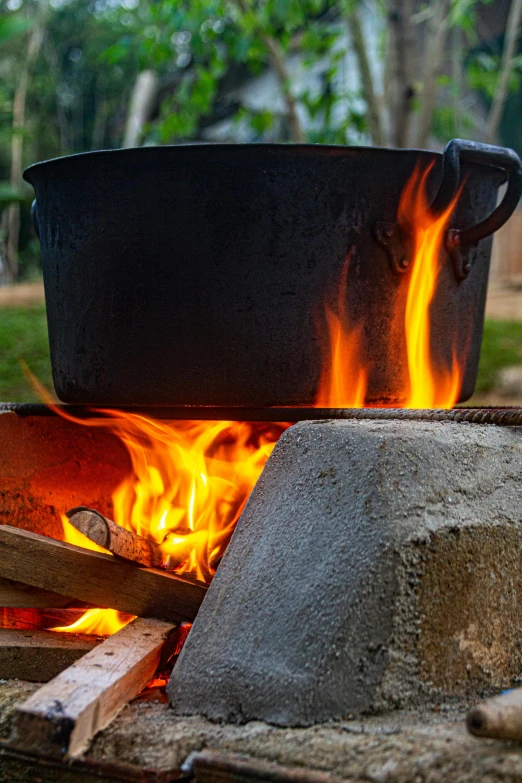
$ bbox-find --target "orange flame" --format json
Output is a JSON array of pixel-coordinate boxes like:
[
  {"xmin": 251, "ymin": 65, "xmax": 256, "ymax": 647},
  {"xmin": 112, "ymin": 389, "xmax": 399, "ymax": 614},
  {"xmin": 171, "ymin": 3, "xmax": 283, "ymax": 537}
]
[
  {"xmin": 48, "ymin": 412, "xmax": 287, "ymax": 635},
  {"xmin": 398, "ymin": 163, "xmax": 462, "ymax": 408},
  {"xmin": 53, "ymin": 608, "xmax": 131, "ymax": 635},
  {"xmin": 315, "ymin": 251, "xmax": 367, "ymax": 407},
  {"xmin": 316, "ymin": 162, "xmax": 462, "ymax": 409}
]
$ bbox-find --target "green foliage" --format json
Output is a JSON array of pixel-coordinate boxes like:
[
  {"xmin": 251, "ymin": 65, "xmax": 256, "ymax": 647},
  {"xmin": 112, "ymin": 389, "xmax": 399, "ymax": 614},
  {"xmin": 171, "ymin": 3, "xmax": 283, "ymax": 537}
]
[
  {"xmin": 0, "ymin": 0, "xmax": 518, "ymax": 281},
  {"xmin": 0, "ymin": 305, "xmax": 52, "ymax": 402},
  {"xmin": 431, "ymin": 106, "xmax": 474, "ymax": 143},
  {"xmin": 0, "ymin": 182, "xmax": 32, "ymax": 207},
  {"xmin": 0, "ymin": 13, "xmax": 31, "ymax": 44},
  {"xmin": 468, "ymin": 50, "xmax": 522, "ymax": 101}
]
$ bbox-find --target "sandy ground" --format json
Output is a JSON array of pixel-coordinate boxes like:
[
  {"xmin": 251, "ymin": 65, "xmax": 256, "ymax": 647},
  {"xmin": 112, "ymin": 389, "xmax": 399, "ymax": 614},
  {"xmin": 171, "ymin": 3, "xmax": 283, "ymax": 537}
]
[
  {"xmin": 485, "ymin": 283, "xmax": 522, "ymax": 321},
  {"xmin": 0, "ymin": 679, "xmax": 521, "ymax": 782},
  {"xmin": 0, "ymin": 281, "xmax": 44, "ymax": 307}
]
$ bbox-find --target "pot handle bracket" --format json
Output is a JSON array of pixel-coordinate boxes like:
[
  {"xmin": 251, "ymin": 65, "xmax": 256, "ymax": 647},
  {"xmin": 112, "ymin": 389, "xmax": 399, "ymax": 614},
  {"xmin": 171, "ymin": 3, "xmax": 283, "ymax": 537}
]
[{"xmin": 375, "ymin": 138, "xmax": 522, "ymax": 282}]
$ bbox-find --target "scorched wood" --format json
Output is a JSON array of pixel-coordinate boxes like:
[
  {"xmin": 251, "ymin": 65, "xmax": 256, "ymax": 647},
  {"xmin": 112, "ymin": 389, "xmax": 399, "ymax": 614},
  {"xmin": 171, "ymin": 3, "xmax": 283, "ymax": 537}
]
[
  {"xmin": 0, "ymin": 628, "xmax": 100, "ymax": 682},
  {"xmin": 0, "ymin": 576, "xmax": 93, "ymax": 609},
  {"xmin": 0, "ymin": 526, "xmax": 206, "ymax": 623},
  {"xmin": 0, "ymin": 608, "xmax": 89, "ymax": 631},
  {"xmin": 11, "ymin": 617, "xmax": 175, "ymax": 757},
  {"xmin": 66, "ymin": 507, "xmax": 164, "ymax": 568}
]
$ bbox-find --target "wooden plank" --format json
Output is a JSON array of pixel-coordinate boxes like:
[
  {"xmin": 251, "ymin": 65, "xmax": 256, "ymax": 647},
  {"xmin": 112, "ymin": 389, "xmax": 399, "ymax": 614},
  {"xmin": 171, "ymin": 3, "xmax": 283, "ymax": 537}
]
[
  {"xmin": 11, "ymin": 617, "xmax": 175, "ymax": 757},
  {"xmin": 0, "ymin": 608, "xmax": 89, "ymax": 631},
  {"xmin": 0, "ymin": 526, "xmax": 207, "ymax": 624},
  {"xmin": 0, "ymin": 628, "xmax": 100, "ymax": 682},
  {"xmin": 0, "ymin": 576, "xmax": 92, "ymax": 609}
]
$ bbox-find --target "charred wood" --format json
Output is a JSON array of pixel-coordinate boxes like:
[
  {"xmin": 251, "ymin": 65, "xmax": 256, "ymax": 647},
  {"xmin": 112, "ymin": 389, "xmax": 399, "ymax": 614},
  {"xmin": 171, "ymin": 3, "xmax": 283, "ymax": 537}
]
[
  {"xmin": 66, "ymin": 507, "xmax": 164, "ymax": 568},
  {"xmin": 0, "ymin": 526, "xmax": 207, "ymax": 624}
]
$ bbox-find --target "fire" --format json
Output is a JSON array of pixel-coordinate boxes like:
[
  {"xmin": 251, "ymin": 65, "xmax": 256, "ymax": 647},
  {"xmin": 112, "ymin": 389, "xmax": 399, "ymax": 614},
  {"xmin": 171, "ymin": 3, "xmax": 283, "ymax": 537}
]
[
  {"xmin": 51, "ymin": 413, "xmax": 287, "ymax": 635},
  {"xmin": 398, "ymin": 163, "xmax": 462, "ymax": 408},
  {"xmin": 53, "ymin": 608, "xmax": 131, "ymax": 635},
  {"xmin": 315, "ymin": 252, "xmax": 367, "ymax": 408},
  {"xmin": 316, "ymin": 162, "xmax": 462, "ymax": 409},
  {"xmin": 27, "ymin": 158, "xmax": 463, "ymax": 640}
]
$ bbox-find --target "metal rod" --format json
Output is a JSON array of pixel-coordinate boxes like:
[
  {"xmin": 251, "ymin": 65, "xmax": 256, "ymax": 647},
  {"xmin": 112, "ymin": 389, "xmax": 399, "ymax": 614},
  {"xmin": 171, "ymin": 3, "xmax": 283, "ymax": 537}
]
[{"xmin": 2, "ymin": 402, "xmax": 522, "ymax": 426}]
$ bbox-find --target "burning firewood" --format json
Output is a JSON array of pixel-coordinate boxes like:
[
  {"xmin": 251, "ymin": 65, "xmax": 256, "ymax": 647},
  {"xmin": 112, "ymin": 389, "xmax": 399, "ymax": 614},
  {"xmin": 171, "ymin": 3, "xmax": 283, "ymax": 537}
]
[
  {"xmin": 0, "ymin": 628, "xmax": 100, "ymax": 682},
  {"xmin": 11, "ymin": 617, "xmax": 176, "ymax": 757},
  {"xmin": 0, "ymin": 526, "xmax": 207, "ymax": 624},
  {"xmin": 66, "ymin": 507, "xmax": 164, "ymax": 568},
  {"xmin": 0, "ymin": 608, "xmax": 88, "ymax": 631}
]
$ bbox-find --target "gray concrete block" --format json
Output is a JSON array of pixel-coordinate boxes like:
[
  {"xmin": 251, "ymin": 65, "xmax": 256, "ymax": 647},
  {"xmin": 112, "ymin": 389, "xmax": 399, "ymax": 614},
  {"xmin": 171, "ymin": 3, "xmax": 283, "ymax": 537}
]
[{"xmin": 168, "ymin": 419, "xmax": 522, "ymax": 726}]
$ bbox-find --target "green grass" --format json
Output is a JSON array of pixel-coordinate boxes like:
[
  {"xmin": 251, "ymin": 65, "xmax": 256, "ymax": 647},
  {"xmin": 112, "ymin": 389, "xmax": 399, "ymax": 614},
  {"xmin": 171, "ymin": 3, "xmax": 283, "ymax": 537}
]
[
  {"xmin": 0, "ymin": 305, "xmax": 53, "ymax": 401},
  {"xmin": 475, "ymin": 319, "xmax": 522, "ymax": 394},
  {"xmin": 0, "ymin": 307, "xmax": 521, "ymax": 402}
]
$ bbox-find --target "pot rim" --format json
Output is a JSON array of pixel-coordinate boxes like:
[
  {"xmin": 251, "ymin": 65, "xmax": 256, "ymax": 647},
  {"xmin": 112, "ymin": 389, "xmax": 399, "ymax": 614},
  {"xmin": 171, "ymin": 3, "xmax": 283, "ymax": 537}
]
[{"xmin": 22, "ymin": 142, "xmax": 464, "ymax": 184}]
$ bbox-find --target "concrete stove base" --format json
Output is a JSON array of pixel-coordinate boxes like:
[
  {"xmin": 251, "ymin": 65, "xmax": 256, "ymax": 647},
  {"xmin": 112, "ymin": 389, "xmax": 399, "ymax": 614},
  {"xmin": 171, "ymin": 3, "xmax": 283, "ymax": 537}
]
[
  {"xmin": 169, "ymin": 419, "xmax": 522, "ymax": 725},
  {"xmin": 1, "ymin": 680, "xmax": 522, "ymax": 782}
]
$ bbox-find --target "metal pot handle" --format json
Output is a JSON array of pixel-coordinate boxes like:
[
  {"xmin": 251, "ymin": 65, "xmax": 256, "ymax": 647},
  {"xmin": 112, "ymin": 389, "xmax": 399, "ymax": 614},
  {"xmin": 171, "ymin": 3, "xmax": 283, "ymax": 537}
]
[
  {"xmin": 375, "ymin": 138, "xmax": 522, "ymax": 281},
  {"xmin": 432, "ymin": 139, "xmax": 522, "ymax": 280}
]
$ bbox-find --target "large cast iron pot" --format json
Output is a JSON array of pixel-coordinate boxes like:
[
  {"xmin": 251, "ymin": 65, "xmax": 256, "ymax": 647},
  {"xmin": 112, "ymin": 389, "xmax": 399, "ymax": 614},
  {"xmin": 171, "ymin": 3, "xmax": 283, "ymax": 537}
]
[{"xmin": 24, "ymin": 139, "xmax": 522, "ymax": 408}]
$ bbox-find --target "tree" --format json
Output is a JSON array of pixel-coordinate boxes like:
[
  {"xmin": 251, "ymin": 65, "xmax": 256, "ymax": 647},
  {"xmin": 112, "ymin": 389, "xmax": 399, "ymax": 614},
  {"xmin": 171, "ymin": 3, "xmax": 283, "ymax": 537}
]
[{"xmin": 1, "ymin": 0, "xmax": 521, "ymax": 283}]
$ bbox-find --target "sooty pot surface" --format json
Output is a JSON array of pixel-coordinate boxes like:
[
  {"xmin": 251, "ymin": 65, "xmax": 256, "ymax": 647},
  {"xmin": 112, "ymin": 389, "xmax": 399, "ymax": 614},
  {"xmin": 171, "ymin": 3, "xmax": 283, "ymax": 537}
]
[{"xmin": 24, "ymin": 140, "xmax": 521, "ymax": 407}]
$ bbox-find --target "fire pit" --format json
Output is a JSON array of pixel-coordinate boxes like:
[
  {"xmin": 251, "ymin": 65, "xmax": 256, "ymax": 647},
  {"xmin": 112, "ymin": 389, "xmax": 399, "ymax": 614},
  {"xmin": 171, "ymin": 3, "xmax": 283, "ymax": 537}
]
[
  {"xmin": 1, "ymin": 138, "xmax": 522, "ymax": 780},
  {"xmin": 2, "ymin": 406, "xmax": 522, "ymax": 782}
]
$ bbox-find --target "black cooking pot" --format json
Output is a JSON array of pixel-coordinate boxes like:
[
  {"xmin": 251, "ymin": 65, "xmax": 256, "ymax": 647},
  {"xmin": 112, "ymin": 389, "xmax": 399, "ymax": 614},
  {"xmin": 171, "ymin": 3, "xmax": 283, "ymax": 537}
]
[{"xmin": 24, "ymin": 139, "xmax": 522, "ymax": 408}]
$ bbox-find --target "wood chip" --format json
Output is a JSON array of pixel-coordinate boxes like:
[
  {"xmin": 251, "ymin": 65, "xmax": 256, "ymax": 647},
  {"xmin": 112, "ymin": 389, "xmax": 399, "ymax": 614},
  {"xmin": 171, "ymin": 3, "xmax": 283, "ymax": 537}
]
[
  {"xmin": 0, "ymin": 628, "xmax": 101, "ymax": 682},
  {"xmin": 0, "ymin": 526, "xmax": 207, "ymax": 624},
  {"xmin": 11, "ymin": 617, "xmax": 175, "ymax": 757}
]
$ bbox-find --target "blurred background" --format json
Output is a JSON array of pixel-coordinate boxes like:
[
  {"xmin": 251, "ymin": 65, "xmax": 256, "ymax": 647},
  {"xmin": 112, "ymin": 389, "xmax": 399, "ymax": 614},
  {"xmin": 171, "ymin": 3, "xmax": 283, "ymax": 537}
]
[{"xmin": 0, "ymin": 0, "xmax": 522, "ymax": 403}]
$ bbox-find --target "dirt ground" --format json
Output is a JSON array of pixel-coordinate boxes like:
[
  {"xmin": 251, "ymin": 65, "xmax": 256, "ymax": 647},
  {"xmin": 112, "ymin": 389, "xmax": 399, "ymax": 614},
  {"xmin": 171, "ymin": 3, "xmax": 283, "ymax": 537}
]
[
  {"xmin": 0, "ymin": 282, "xmax": 44, "ymax": 308},
  {"xmin": 485, "ymin": 283, "xmax": 522, "ymax": 321}
]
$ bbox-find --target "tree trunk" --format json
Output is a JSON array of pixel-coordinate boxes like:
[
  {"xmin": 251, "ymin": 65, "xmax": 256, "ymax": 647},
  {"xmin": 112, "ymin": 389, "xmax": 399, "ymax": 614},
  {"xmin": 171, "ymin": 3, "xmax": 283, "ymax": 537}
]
[
  {"xmin": 387, "ymin": 0, "xmax": 415, "ymax": 147},
  {"xmin": 233, "ymin": 0, "xmax": 305, "ymax": 143},
  {"xmin": 4, "ymin": 11, "xmax": 46, "ymax": 283},
  {"xmin": 347, "ymin": 9, "xmax": 385, "ymax": 146},
  {"xmin": 262, "ymin": 36, "xmax": 305, "ymax": 143},
  {"xmin": 416, "ymin": 0, "xmax": 450, "ymax": 148},
  {"xmin": 123, "ymin": 70, "xmax": 159, "ymax": 148},
  {"xmin": 485, "ymin": 0, "xmax": 522, "ymax": 144}
]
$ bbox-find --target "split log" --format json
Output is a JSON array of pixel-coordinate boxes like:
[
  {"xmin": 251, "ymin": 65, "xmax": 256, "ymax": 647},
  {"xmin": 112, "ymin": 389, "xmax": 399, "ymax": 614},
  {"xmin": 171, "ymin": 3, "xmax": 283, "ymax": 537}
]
[
  {"xmin": 0, "ymin": 628, "xmax": 100, "ymax": 682},
  {"xmin": 11, "ymin": 617, "xmax": 176, "ymax": 757},
  {"xmin": 0, "ymin": 608, "xmax": 89, "ymax": 631},
  {"xmin": 0, "ymin": 526, "xmax": 207, "ymax": 624},
  {"xmin": 0, "ymin": 576, "xmax": 92, "ymax": 609},
  {"xmin": 66, "ymin": 507, "xmax": 164, "ymax": 568}
]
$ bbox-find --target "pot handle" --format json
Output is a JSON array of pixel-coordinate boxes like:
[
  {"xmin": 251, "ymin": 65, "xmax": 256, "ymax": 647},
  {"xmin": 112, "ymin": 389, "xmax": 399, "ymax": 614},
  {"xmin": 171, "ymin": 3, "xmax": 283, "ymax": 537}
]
[
  {"xmin": 374, "ymin": 139, "xmax": 522, "ymax": 280},
  {"xmin": 31, "ymin": 200, "xmax": 40, "ymax": 240},
  {"xmin": 433, "ymin": 139, "xmax": 522, "ymax": 281}
]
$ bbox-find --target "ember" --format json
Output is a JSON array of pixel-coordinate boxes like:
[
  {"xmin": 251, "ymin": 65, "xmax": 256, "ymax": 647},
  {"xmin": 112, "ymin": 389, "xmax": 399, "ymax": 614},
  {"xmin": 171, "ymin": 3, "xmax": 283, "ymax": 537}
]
[{"xmin": 49, "ymin": 413, "xmax": 288, "ymax": 635}]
